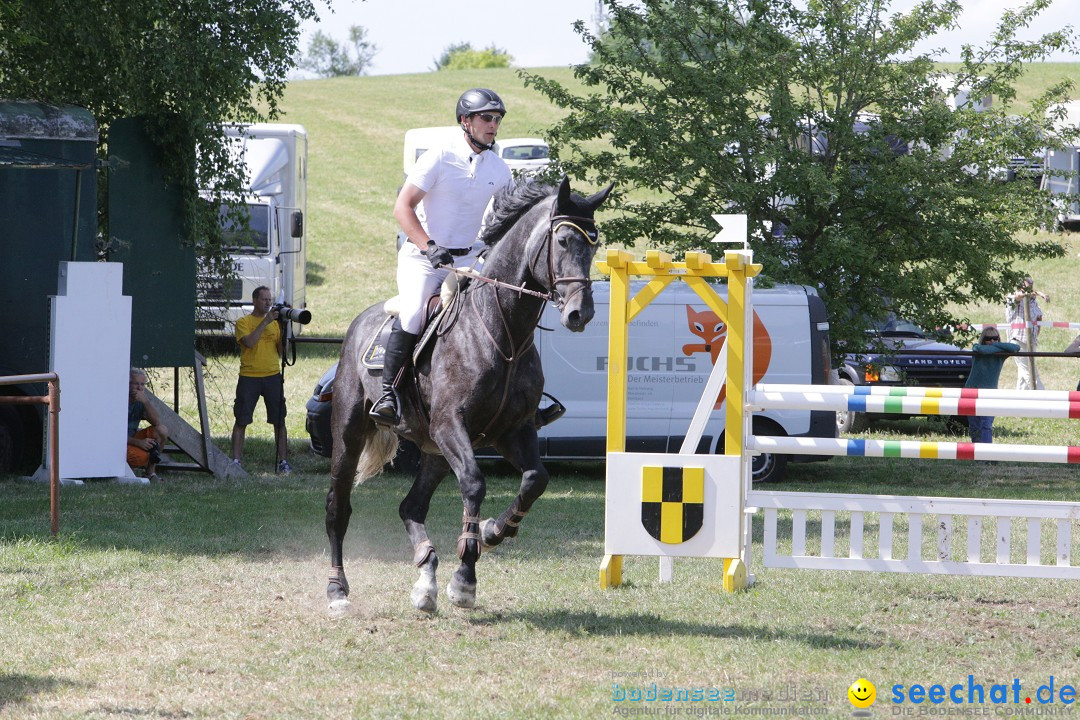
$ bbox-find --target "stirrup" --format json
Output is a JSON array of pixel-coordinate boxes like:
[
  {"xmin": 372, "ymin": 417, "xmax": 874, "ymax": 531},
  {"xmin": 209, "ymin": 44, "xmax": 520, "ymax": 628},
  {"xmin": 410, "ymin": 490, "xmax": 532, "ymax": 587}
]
[
  {"xmin": 536, "ymin": 393, "xmax": 566, "ymax": 427},
  {"xmin": 369, "ymin": 392, "xmax": 399, "ymax": 425}
]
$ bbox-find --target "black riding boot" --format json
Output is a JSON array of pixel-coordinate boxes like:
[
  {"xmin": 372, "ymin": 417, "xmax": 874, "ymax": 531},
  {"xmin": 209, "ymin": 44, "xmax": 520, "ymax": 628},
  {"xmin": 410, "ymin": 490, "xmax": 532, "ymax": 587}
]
[{"xmin": 369, "ymin": 323, "xmax": 418, "ymax": 426}]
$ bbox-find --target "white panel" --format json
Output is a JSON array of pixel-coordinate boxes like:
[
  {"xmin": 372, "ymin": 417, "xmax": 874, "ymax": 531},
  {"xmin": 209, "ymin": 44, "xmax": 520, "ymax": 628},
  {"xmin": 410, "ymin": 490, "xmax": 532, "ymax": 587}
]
[
  {"xmin": 792, "ymin": 510, "xmax": 806, "ymax": 557},
  {"xmin": 43, "ymin": 262, "xmax": 132, "ymax": 481},
  {"xmin": 604, "ymin": 452, "xmax": 741, "ymax": 558},
  {"xmin": 880, "ymin": 513, "xmax": 893, "ymax": 561},
  {"xmin": 1027, "ymin": 518, "xmax": 1041, "ymax": 566},
  {"xmin": 821, "ymin": 510, "xmax": 835, "ymax": 558},
  {"xmin": 997, "ymin": 517, "xmax": 1012, "ymax": 564},
  {"xmin": 849, "ymin": 512, "xmax": 863, "ymax": 559},
  {"xmin": 659, "ymin": 556, "xmax": 674, "ymax": 582},
  {"xmin": 909, "ymin": 514, "xmax": 923, "ymax": 563},
  {"xmin": 1057, "ymin": 521, "xmax": 1072, "ymax": 567},
  {"xmin": 968, "ymin": 517, "xmax": 982, "ymax": 563}
]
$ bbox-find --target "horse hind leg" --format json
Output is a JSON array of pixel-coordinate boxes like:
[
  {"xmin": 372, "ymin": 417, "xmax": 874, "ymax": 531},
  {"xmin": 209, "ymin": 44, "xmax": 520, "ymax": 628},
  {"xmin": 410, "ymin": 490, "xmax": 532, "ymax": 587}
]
[
  {"xmin": 325, "ymin": 408, "xmax": 399, "ymax": 612},
  {"xmin": 400, "ymin": 453, "xmax": 449, "ymax": 613}
]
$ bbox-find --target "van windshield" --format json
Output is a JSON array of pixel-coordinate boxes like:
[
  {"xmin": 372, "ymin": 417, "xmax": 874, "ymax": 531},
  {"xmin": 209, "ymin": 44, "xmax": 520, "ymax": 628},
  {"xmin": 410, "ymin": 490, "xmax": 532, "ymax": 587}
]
[{"xmin": 219, "ymin": 202, "xmax": 270, "ymax": 253}]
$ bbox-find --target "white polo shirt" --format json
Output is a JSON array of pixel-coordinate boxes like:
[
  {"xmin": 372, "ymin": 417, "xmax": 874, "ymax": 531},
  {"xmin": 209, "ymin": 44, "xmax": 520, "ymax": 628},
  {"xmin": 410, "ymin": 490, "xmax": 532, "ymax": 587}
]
[{"xmin": 406, "ymin": 133, "xmax": 512, "ymax": 249}]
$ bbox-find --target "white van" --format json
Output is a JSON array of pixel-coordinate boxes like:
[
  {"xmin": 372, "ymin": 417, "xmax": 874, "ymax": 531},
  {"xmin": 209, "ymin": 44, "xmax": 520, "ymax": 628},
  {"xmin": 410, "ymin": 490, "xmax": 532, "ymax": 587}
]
[{"xmin": 526, "ymin": 280, "xmax": 835, "ymax": 482}]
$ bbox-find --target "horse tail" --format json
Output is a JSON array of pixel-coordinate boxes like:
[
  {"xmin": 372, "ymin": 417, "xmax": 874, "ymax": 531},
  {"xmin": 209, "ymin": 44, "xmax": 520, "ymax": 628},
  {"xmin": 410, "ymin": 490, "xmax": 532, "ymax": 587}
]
[{"xmin": 353, "ymin": 427, "xmax": 400, "ymax": 486}]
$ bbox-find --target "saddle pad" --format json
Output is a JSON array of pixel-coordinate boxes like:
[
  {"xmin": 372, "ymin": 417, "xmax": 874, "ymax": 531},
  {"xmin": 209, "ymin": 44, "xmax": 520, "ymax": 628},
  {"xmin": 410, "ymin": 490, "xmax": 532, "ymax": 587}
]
[{"xmin": 360, "ymin": 295, "xmax": 445, "ymax": 370}]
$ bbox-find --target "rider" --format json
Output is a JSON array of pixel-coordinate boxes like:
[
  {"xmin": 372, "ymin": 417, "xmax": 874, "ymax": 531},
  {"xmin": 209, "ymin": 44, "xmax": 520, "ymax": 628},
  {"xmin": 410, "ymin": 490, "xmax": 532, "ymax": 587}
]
[{"xmin": 369, "ymin": 88, "xmax": 513, "ymax": 426}]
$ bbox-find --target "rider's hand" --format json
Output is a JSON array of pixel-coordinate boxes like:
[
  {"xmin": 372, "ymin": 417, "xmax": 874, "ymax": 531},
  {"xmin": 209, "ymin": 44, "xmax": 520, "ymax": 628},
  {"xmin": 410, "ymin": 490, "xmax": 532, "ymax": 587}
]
[{"xmin": 425, "ymin": 240, "xmax": 453, "ymax": 269}]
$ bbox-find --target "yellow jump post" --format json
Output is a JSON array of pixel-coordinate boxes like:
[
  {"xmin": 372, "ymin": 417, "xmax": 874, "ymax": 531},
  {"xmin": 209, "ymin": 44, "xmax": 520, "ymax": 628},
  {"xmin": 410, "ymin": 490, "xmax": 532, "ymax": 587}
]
[{"xmin": 597, "ymin": 247, "xmax": 761, "ymax": 591}]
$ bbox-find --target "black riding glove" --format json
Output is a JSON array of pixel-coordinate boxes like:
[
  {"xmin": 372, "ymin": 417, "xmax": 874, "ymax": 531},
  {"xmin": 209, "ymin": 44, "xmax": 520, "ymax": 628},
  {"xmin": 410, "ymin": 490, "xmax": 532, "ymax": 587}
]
[{"xmin": 425, "ymin": 240, "xmax": 453, "ymax": 269}]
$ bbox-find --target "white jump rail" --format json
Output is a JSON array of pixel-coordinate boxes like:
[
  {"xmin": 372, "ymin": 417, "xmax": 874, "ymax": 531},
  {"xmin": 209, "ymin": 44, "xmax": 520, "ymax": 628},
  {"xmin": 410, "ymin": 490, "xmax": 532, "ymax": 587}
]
[{"xmin": 750, "ymin": 490, "xmax": 1080, "ymax": 579}]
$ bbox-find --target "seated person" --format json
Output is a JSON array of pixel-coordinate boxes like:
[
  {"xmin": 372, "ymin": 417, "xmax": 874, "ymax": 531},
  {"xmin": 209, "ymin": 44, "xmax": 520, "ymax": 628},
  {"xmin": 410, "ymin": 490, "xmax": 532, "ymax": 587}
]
[{"xmin": 127, "ymin": 367, "xmax": 169, "ymax": 482}]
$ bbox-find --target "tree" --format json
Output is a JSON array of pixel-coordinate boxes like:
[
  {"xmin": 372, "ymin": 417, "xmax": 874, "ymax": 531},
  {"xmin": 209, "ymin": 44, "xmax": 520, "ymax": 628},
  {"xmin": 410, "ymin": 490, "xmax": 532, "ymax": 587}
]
[
  {"xmin": 301, "ymin": 25, "xmax": 377, "ymax": 77},
  {"xmin": 523, "ymin": 0, "xmax": 1077, "ymax": 354},
  {"xmin": 432, "ymin": 42, "xmax": 473, "ymax": 71},
  {"xmin": 0, "ymin": 0, "xmax": 320, "ymax": 280},
  {"xmin": 433, "ymin": 42, "xmax": 513, "ymax": 71}
]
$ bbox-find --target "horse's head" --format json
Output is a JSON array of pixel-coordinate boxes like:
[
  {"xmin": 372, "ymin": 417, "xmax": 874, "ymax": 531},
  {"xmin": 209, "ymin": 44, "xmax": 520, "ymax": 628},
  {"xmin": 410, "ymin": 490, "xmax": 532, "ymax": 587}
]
[{"xmin": 544, "ymin": 176, "xmax": 614, "ymax": 332}]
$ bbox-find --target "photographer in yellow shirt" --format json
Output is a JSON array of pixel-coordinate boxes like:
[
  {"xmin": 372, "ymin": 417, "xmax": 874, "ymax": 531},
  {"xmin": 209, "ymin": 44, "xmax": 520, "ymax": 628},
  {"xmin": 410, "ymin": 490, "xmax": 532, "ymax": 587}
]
[{"xmin": 230, "ymin": 286, "xmax": 290, "ymax": 474}]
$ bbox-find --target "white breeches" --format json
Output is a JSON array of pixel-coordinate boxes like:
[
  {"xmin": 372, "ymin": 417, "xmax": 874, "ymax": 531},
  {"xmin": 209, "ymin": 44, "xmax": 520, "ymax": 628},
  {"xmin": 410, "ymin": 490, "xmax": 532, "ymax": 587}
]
[
  {"xmin": 1011, "ymin": 338, "xmax": 1044, "ymax": 391},
  {"xmin": 395, "ymin": 241, "xmax": 483, "ymax": 334}
]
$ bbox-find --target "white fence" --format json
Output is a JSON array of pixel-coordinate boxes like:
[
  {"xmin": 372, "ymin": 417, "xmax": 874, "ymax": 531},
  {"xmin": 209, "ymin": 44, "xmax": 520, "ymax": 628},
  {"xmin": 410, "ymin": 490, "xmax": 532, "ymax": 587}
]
[{"xmin": 750, "ymin": 490, "xmax": 1080, "ymax": 579}]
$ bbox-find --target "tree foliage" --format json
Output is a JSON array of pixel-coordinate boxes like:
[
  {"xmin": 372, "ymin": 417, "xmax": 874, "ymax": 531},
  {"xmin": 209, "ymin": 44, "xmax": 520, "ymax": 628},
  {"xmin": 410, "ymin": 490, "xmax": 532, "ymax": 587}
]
[
  {"xmin": 301, "ymin": 25, "xmax": 377, "ymax": 77},
  {"xmin": 523, "ymin": 0, "xmax": 1077, "ymax": 353},
  {"xmin": 433, "ymin": 42, "xmax": 513, "ymax": 71},
  {"xmin": 0, "ymin": 0, "xmax": 319, "ymax": 279}
]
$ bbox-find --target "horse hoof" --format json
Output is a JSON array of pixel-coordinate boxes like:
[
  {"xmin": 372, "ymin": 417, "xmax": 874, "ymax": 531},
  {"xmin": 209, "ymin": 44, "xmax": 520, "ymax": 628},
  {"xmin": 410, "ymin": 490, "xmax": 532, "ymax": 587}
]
[
  {"xmin": 411, "ymin": 577, "xmax": 438, "ymax": 614},
  {"xmin": 480, "ymin": 518, "xmax": 502, "ymax": 550},
  {"xmin": 446, "ymin": 578, "xmax": 477, "ymax": 609},
  {"xmin": 328, "ymin": 598, "xmax": 352, "ymax": 613}
]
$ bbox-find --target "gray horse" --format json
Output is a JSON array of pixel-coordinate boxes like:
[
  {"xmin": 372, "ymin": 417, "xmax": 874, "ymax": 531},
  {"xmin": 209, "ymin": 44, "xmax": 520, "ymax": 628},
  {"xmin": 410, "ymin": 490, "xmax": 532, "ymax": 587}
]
[{"xmin": 325, "ymin": 176, "xmax": 613, "ymax": 612}]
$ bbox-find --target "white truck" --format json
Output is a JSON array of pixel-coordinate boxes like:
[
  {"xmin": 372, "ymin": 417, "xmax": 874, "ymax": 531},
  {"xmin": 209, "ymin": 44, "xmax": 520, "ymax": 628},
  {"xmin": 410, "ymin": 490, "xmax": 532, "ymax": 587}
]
[
  {"xmin": 197, "ymin": 123, "xmax": 308, "ymax": 335},
  {"xmin": 1044, "ymin": 100, "xmax": 1080, "ymax": 228}
]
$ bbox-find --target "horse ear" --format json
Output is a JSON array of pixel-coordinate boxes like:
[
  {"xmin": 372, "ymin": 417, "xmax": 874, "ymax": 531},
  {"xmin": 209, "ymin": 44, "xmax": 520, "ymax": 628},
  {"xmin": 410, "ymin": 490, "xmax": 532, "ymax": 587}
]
[
  {"xmin": 557, "ymin": 175, "xmax": 572, "ymax": 207},
  {"xmin": 585, "ymin": 182, "xmax": 615, "ymax": 210}
]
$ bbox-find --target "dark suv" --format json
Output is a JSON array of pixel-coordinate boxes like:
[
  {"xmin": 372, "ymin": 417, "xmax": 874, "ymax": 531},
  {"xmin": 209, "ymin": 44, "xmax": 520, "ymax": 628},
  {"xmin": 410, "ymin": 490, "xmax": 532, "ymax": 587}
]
[{"xmin": 837, "ymin": 316, "xmax": 972, "ymax": 433}]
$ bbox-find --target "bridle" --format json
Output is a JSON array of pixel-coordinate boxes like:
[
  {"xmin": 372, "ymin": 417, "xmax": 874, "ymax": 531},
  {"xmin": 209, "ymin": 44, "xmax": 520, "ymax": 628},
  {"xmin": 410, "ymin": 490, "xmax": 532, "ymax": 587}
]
[
  {"xmin": 540, "ymin": 204, "xmax": 599, "ymax": 312},
  {"xmin": 445, "ymin": 200, "xmax": 600, "ymax": 310}
]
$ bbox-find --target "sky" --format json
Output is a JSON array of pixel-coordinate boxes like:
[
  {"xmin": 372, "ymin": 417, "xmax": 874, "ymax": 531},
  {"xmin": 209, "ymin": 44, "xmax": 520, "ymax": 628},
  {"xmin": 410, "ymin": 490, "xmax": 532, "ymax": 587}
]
[{"xmin": 297, "ymin": 0, "xmax": 1079, "ymax": 77}]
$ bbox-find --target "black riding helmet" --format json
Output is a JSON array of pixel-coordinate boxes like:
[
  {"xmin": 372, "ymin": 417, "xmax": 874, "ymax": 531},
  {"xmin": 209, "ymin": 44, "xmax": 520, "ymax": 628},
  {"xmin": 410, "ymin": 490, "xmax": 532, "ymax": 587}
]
[{"xmin": 455, "ymin": 88, "xmax": 507, "ymax": 124}]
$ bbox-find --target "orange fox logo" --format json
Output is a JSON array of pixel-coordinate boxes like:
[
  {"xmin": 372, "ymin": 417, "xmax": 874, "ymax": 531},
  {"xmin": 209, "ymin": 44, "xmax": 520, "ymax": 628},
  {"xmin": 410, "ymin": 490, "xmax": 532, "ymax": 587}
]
[{"xmin": 683, "ymin": 305, "xmax": 772, "ymax": 408}]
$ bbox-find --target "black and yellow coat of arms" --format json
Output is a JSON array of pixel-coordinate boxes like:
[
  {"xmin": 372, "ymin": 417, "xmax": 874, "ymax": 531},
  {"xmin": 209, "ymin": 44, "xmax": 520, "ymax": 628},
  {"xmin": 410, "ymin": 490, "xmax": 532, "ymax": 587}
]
[{"xmin": 640, "ymin": 465, "xmax": 705, "ymax": 544}]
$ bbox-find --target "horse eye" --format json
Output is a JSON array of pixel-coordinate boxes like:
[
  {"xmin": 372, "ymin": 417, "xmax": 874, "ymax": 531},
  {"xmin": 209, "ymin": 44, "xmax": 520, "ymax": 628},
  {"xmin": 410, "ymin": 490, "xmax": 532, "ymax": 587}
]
[{"xmin": 558, "ymin": 235, "xmax": 569, "ymax": 248}]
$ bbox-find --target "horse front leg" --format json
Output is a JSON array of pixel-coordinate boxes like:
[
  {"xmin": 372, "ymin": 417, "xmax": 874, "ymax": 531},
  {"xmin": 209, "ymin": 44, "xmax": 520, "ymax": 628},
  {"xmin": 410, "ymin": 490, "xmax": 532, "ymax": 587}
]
[
  {"xmin": 439, "ymin": 433, "xmax": 487, "ymax": 609},
  {"xmin": 482, "ymin": 423, "xmax": 549, "ymax": 550},
  {"xmin": 399, "ymin": 453, "xmax": 449, "ymax": 613}
]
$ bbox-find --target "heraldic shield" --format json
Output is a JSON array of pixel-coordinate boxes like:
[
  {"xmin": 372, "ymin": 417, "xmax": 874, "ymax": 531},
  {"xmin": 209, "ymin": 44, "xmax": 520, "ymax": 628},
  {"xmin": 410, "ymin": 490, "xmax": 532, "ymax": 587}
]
[{"xmin": 640, "ymin": 465, "xmax": 705, "ymax": 544}]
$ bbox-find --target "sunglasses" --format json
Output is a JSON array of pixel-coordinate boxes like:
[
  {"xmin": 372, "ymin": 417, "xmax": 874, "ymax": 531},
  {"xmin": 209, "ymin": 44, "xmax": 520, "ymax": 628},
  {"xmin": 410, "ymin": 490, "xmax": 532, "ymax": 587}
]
[
  {"xmin": 985, "ymin": 336, "xmax": 1000, "ymax": 341},
  {"xmin": 474, "ymin": 113, "xmax": 503, "ymax": 124}
]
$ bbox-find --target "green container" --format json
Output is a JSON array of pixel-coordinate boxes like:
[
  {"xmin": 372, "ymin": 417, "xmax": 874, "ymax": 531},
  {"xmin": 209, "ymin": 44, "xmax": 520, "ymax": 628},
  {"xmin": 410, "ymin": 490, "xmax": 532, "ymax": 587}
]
[{"xmin": 0, "ymin": 101, "xmax": 98, "ymax": 377}]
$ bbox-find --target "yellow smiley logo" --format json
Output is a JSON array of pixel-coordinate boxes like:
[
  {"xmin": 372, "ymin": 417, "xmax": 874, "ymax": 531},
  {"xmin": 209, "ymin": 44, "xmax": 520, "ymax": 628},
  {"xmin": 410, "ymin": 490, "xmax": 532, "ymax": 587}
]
[{"xmin": 848, "ymin": 678, "xmax": 876, "ymax": 709}]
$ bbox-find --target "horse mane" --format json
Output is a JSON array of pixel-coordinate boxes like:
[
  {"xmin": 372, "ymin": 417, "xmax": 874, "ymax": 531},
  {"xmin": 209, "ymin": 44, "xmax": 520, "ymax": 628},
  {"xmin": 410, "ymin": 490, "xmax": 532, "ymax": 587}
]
[{"xmin": 479, "ymin": 178, "xmax": 555, "ymax": 247}]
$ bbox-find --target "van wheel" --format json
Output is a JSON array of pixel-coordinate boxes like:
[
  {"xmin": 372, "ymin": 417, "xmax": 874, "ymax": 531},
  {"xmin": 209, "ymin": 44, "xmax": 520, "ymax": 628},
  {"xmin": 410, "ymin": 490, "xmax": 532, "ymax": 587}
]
[
  {"xmin": 835, "ymin": 378, "xmax": 869, "ymax": 434},
  {"xmin": 751, "ymin": 449, "xmax": 788, "ymax": 484}
]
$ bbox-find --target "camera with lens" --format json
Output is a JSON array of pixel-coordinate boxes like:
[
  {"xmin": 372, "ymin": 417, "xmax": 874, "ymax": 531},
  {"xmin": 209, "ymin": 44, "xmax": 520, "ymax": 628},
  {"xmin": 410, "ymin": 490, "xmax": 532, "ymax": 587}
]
[{"xmin": 273, "ymin": 303, "xmax": 312, "ymax": 325}]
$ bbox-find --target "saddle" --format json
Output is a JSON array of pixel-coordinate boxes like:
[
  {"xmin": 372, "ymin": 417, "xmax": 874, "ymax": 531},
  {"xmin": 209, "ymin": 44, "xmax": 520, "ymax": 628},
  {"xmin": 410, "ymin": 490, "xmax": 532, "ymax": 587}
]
[{"xmin": 360, "ymin": 273, "xmax": 464, "ymax": 370}]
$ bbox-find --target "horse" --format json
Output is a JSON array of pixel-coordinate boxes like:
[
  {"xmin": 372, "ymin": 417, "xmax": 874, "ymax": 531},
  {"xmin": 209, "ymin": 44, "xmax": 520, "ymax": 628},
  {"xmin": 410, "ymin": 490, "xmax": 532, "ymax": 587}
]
[{"xmin": 325, "ymin": 176, "xmax": 614, "ymax": 613}]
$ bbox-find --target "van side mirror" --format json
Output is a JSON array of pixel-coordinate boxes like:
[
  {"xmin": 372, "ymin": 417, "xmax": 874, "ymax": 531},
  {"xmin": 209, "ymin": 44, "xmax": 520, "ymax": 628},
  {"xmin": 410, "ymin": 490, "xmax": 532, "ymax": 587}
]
[{"xmin": 290, "ymin": 211, "xmax": 303, "ymax": 238}]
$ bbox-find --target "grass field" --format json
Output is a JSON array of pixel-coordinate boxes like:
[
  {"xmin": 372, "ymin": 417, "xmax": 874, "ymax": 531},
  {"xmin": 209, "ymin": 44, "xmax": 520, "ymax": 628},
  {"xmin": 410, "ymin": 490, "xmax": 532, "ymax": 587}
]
[{"xmin": 4, "ymin": 64, "xmax": 1080, "ymax": 719}]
